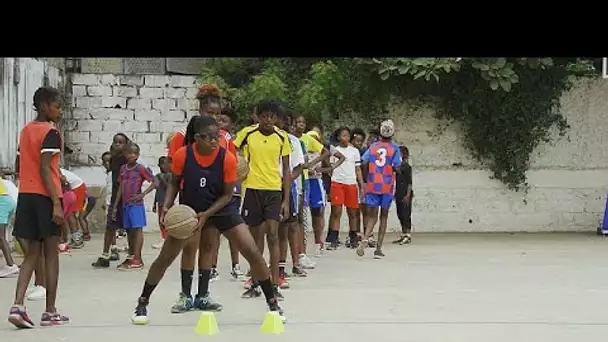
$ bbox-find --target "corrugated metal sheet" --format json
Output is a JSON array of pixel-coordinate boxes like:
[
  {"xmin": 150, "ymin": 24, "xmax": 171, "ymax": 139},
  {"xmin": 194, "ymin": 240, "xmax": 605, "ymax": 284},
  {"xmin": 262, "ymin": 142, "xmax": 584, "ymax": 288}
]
[{"xmin": 0, "ymin": 58, "xmax": 63, "ymax": 168}]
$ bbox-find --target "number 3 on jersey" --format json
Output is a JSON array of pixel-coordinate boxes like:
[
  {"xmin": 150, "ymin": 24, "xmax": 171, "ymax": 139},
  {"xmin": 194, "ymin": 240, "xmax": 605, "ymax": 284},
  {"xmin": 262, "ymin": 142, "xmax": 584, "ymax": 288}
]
[
  {"xmin": 199, "ymin": 177, "xmax": 207, "ymax": 188},
  {"xmin": 375, "ymin": 148, "xmax": 387, "ymax": 167}
]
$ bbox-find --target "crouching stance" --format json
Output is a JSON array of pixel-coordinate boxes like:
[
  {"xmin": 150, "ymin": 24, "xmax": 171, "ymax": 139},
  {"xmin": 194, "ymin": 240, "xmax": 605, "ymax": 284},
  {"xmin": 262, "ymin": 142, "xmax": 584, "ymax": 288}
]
[{"xmin": 130, "ymin": 116, "xmax": 284, "ymax": 325}]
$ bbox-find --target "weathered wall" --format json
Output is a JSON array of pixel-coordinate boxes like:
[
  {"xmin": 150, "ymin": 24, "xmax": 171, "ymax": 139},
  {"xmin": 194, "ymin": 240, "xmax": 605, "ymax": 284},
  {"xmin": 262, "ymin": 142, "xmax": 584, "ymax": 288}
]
[
  {"xmin": 0, "ymin": 58, "xmax": 64, "ymax": 168},
  {"xmin": 66, "ymin": 73, "xmax": 608, "ymax": 233},
  {"xmin": 66, "ymin": 74, "xmax": 199, "ymax": 232}
]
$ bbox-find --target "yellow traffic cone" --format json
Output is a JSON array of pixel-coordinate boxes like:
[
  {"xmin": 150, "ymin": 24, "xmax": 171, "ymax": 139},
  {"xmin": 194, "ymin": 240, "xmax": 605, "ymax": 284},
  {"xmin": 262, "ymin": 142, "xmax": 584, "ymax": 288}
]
[
  {"xmin": 260, "ymin": 311, "xmax": 284, "ymax": 335},
  {"xmin": 194, "ymin": 312, "xmax": 219, "ymax": 336}
]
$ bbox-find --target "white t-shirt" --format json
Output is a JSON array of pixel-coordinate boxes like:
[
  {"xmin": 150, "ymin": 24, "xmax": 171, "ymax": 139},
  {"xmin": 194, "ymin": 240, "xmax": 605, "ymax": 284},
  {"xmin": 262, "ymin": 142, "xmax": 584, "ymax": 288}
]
[
  {"xmin": 60, "ymin": 168, "xmax": 84, "ymax": 189},
  {"xmin": 279, "ymin": 134, "xmax": 305, "ymax": 177},
  {"xmin": 3, "ymin": 180, "xmax": 18, "ymax": 203},
  {"xmin": 330, "ymin": 145, "xmax": 360, "ymax": 185}
]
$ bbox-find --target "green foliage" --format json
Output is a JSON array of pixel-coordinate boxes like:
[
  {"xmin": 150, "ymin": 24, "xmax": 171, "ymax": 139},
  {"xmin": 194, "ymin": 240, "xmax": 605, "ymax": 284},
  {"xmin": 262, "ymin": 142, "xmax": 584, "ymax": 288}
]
[{"xmin": 199, "ymin": 57, "xmax": 599, "ymax": 190}]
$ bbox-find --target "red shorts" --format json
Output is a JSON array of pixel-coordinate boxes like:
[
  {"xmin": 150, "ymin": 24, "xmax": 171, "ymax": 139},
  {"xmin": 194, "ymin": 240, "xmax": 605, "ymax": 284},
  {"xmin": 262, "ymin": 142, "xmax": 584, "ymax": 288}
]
[
  {"xmin": 330, "ymin": 182, "xmax": 359, "ymax": 209},
  {"xmin": 73, "ymin": 184, "xmax": 88, "ymax": 212}
]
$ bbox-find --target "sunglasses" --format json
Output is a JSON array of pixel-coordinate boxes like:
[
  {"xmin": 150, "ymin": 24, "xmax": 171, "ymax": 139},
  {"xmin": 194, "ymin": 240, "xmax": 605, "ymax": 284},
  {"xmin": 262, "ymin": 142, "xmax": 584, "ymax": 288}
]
[{"xmin": 196, "ymin": 132, "xmax": 220, "ymax": 142}]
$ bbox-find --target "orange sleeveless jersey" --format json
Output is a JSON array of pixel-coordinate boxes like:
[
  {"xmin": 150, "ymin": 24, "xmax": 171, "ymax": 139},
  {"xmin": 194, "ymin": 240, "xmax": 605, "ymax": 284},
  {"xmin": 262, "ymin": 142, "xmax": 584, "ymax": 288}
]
[{"xmin": 18, "ymin": 121, "xmax": 63, "ymax": 197}]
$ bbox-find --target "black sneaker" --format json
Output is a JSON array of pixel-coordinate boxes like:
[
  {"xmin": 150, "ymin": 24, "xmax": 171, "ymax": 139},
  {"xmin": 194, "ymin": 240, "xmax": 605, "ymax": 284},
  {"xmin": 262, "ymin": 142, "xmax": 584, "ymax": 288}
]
[
  {"xmin": 273, "ymin": 285, "xmax": 284, "ymax": 301},
  {"xmin": 131, "ymin": 297, "xmax": 149, "ymax": 325},
  {"xmin": 373, "ymin": 249, "xmax": 385, "ymax": 259},
  {"xmin": 194, "ymin": 293, "xmax": 223, "ymax": 311},
  {"xmin": 400, "ymin": 235, "xmax": 412, "ymax": 245},
  {"xmin": 326, "ymin": 242, "xmax": 340, "ymax": 251},
  {"xmin": 92, "ymin": 257, "xmax": 110, "ymax": 268},
  {"xmin": 267, "ymin": 298, "xmax": 286, "ymax": 323},
  {"xmin": 392, "ymin": 235, "xmax": 406, "ymax": 244},
  {"xmin": 292, "ymin": 266, "xmax": 307, "ymax": 277},
  {"xmin": 110, "ymin": 247, "xmax": 120, "ymax": 261},
  {"xmin": 241, "ymin": 285, "xmax": 262, "ymax": 299}
]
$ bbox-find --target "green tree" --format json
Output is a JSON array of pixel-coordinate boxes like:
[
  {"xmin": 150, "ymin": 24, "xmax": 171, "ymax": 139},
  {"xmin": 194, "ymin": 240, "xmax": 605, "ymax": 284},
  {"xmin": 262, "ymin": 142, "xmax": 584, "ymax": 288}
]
[{"xmin": 200, "ymin": 57, "xmax": 600, "ymax": 190}]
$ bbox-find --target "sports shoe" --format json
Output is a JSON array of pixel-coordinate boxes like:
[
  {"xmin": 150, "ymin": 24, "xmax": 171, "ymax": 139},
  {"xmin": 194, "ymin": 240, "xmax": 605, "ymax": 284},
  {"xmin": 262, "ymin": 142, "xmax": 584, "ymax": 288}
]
[
  {"xmin": 83, "ymin": 232, "xmax": 91, "ymax": 241},
  {"xmin": 151, "ymin": 240, "xmax": 164, "ymax": 250},
  {"xmin": 194, "ymin": 293, "xmax": 223, "ymax": 311},
  {"xmin": 278, "ymin": 272, "xmax": 290, "ymax": 289},
  {"xmin": 356, "ymin": 239, "xmax": 368, "ymax": 257},
  {"xmin": 299, "ymin": 254, "xmax": 316, "ymax": 269},
  {"xmin": 210, "ymin": 268, "xmax": 220, "ymax": 282},
  {"xmin": 131, "ymin": 297, "xmax": 149, "ymax": 325},
  {"xmin": 267, "ymin": 298, "xmax": 286, "ymax": 323},
  {"xmin": 71, "ymin": 238, "xmax": 85, "ymax": 250},
  {"xmin": 0, "ymin": 265, "xmax": 19, "ymax": 278},
  {"xmin": 170, "ymin": 293, "xmax": 194, "ymax": 313},
  {"xmin": 27, "ymin": 285, "xmax": 46, "ymax": 301},
  {"xmin": 92, "ymin": 256, "xmax": 110, "ymax": 268},
  {"xmin": 273, "ymin": 285, "xmax": 284, "ymax": 301},
  {"xmin": 118, "ymin": 258, "xmax": 144, "ymax": 271},
  {"xmin": 231, "ymin": 264, "xmax": 245, "ymax": 281},
  {"xmin": 373, "ymin": 249, "xmax": 386, "ymax": 259},
  {"xmin": 109, "ymin": 247, "xmax": 120, "ymax": 261},
  {"xmin": 392, "ymin": 235, "xmax": 406, "ymax": 244},
  {"xmin": 8, "ymin": 305, "xmax": 34, "ymax": 329},
  {"xmin": 241, "ymin": 284, "xmax": 262, "ymax": 299},
  {"xmin": 314, "ymin": 243, "xmax": 324, "ymax": 258},
  {"xmin": 117, "ymin": 255, "xmax": 133, "ymax": 269},
  {"xmin": 400, "ymin": 234, "xmax": 412, "ymax": 245},
  {"xmin": 368, "ymin": 235, "xmax": 377, "ymax": 248},
  {"xmin": 58, "ymin": 243, "xmax": 71, "ymax": 255},
  {"xmin": 40, "ymin": 311, "xmax": 69, "ymax": 326},
  {"xmin": 292, "ymin": 266, "xmax": 308, "ymax": 277}
]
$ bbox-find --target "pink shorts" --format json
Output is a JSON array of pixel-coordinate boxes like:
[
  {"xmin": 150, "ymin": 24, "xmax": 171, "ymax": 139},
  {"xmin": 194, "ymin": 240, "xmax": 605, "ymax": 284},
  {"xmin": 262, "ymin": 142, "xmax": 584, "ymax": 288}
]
[{"xmin": 62, "ymin": 191, "xmax": 77, "ymax": 216}]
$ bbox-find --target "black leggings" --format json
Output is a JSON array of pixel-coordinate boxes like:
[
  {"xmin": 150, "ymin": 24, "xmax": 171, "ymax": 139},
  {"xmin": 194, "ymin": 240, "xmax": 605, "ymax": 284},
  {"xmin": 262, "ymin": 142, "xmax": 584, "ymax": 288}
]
[{"xmin": 395, "ymin": 199, "xmax": 412, "ymax": 233}]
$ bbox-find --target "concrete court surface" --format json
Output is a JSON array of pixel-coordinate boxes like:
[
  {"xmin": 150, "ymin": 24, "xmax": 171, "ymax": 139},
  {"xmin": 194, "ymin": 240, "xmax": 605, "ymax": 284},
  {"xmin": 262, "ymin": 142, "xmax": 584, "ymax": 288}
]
[{"xmin": 2, "ymin": 232, "xmax": 608, "ymax": 341}]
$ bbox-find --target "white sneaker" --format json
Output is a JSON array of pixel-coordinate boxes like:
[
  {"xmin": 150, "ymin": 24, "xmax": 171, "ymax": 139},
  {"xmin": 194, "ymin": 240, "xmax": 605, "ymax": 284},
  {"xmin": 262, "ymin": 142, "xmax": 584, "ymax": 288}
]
[
  {"xmin": 27, "ymin": 285, "xmax": 46, "ymax": 301},
  {"xmin": 151, "ymin": 240, "xmax": 164, "ymax": 250},
  {"xmin": 314, "ymin": 244, "xmax": 324, "ymax": 258},
  {"xmin": 299, "ymin": 254, "xmax": 316, "ymax": 269},
  {"xmin": 0, "ymin": 265, "xmax": 19, "ymax": 278}
]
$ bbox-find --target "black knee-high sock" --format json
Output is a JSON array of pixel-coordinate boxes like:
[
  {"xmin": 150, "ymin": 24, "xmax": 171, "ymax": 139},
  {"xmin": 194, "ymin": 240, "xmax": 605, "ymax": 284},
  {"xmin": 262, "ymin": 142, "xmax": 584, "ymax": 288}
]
[
  {"xmin": 197, "ymin": 269, "xmax": 211, "ymax": 297},
  {"xmin": 140, "ymin": 282, "xmax": 157, "ymax": 301},
  {"xmin": 181, "ymin": 269, "xmax": 194, "ymax": 297},
  {"xmin": 259, "ymin": 278, "xmax": 276, "ymax": 303}
]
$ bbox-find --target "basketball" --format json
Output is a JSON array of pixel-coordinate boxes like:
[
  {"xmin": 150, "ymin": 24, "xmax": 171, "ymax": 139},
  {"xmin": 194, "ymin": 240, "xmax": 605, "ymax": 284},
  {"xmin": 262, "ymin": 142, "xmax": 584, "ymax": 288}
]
[
  {"xmin": 163, "ymin": 205, "xmax": 198, "ymax": 240},
  {"xmin": 237, "ymin": 154, "xmax": 249, "ymax": 183}
]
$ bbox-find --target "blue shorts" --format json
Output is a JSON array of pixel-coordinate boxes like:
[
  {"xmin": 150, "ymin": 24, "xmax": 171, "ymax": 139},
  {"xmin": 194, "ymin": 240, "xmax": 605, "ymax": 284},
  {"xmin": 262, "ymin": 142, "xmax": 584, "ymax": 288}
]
[
  {"xmin": 307, "ymin": 178, "xmax": 327, "ymax": 209},
  {"xmin": 364, "ymin": 193, "xmax": 394, "ymax": 209},
  {"xmin": 0, "ymin": 195, "xmax": 16, "ymax": 224},
  {"xmin": 122, "ymin": 203, "xmax": 146, "ymax": 229}
]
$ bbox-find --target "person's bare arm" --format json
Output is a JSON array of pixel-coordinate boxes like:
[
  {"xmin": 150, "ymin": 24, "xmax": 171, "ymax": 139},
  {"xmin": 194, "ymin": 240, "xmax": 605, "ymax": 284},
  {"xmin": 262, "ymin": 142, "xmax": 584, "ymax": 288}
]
[
  {"xmin": 306, "ymin": 148, "xmax": 329, "ymax": 169},
  {"xmin": 281, "ymin": 155, "xmax": 291, "ymax": 210},
  {"xmin": 40, "ymin": 153, "xmax": 61, "ymax": 207},
  {"xmin": 163, "ymin": 175, "xmax": 181, "ymax": 210},
  {"xmin": 318, "ymin": 150, "xmax": 346, "ymax": 174},
  {"xmin": 112, "ymin": 178, "xmax": 123, "ymax": 214},
  {"xmin": 290, "ymin": 165, "xmax": 303, "ymax": 182},
  {"xmin": 355, "ymin": 165, "xmax": 365, "ymax": 189}
]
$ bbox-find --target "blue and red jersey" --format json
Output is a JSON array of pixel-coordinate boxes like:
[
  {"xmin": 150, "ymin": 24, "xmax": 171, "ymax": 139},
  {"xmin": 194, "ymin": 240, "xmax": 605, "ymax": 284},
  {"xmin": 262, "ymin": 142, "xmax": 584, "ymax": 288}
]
[
  {"xmin": 119, "ymin": 163, "xmax": 154, "ymax": 205},
  {"xmin": 362, "ymin": 141, "xmax": 402, "ymax": 195}
]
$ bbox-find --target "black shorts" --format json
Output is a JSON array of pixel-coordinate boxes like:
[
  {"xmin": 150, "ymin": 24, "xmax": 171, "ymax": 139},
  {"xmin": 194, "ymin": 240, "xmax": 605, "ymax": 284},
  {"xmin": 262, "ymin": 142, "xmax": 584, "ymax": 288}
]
[
  {"xmin": 13, "ymin": 193, "xmax": 62, "ymax": 241},
  {"xmin": 241, "ymin": 189, "xmax": 282, "ymax": 227},
  {"xmin": 208, "ymin": 214, "xmax": 245, "ymax": 233},
  {"xmin": 106, "ymin": 200, "xmax": 123, "ymax": 230},
  {"xmin": 84, "ymin": 196, "xmax": 96, "ymax": 215}
]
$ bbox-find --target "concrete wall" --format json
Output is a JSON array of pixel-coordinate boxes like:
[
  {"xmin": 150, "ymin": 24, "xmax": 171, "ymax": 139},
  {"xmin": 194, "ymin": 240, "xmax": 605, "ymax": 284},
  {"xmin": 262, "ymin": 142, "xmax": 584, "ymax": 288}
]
[{"xmin": 66, "ymin": 74, "xmax": 608, "ymax": 233}]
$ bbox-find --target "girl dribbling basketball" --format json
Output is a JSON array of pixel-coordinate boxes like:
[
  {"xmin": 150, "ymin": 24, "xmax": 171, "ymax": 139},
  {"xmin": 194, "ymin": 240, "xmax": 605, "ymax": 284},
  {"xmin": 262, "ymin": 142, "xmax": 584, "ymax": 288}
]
[{"xmin": 130, "ymin": 115, "xmax": 284, "ymax": 325}]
